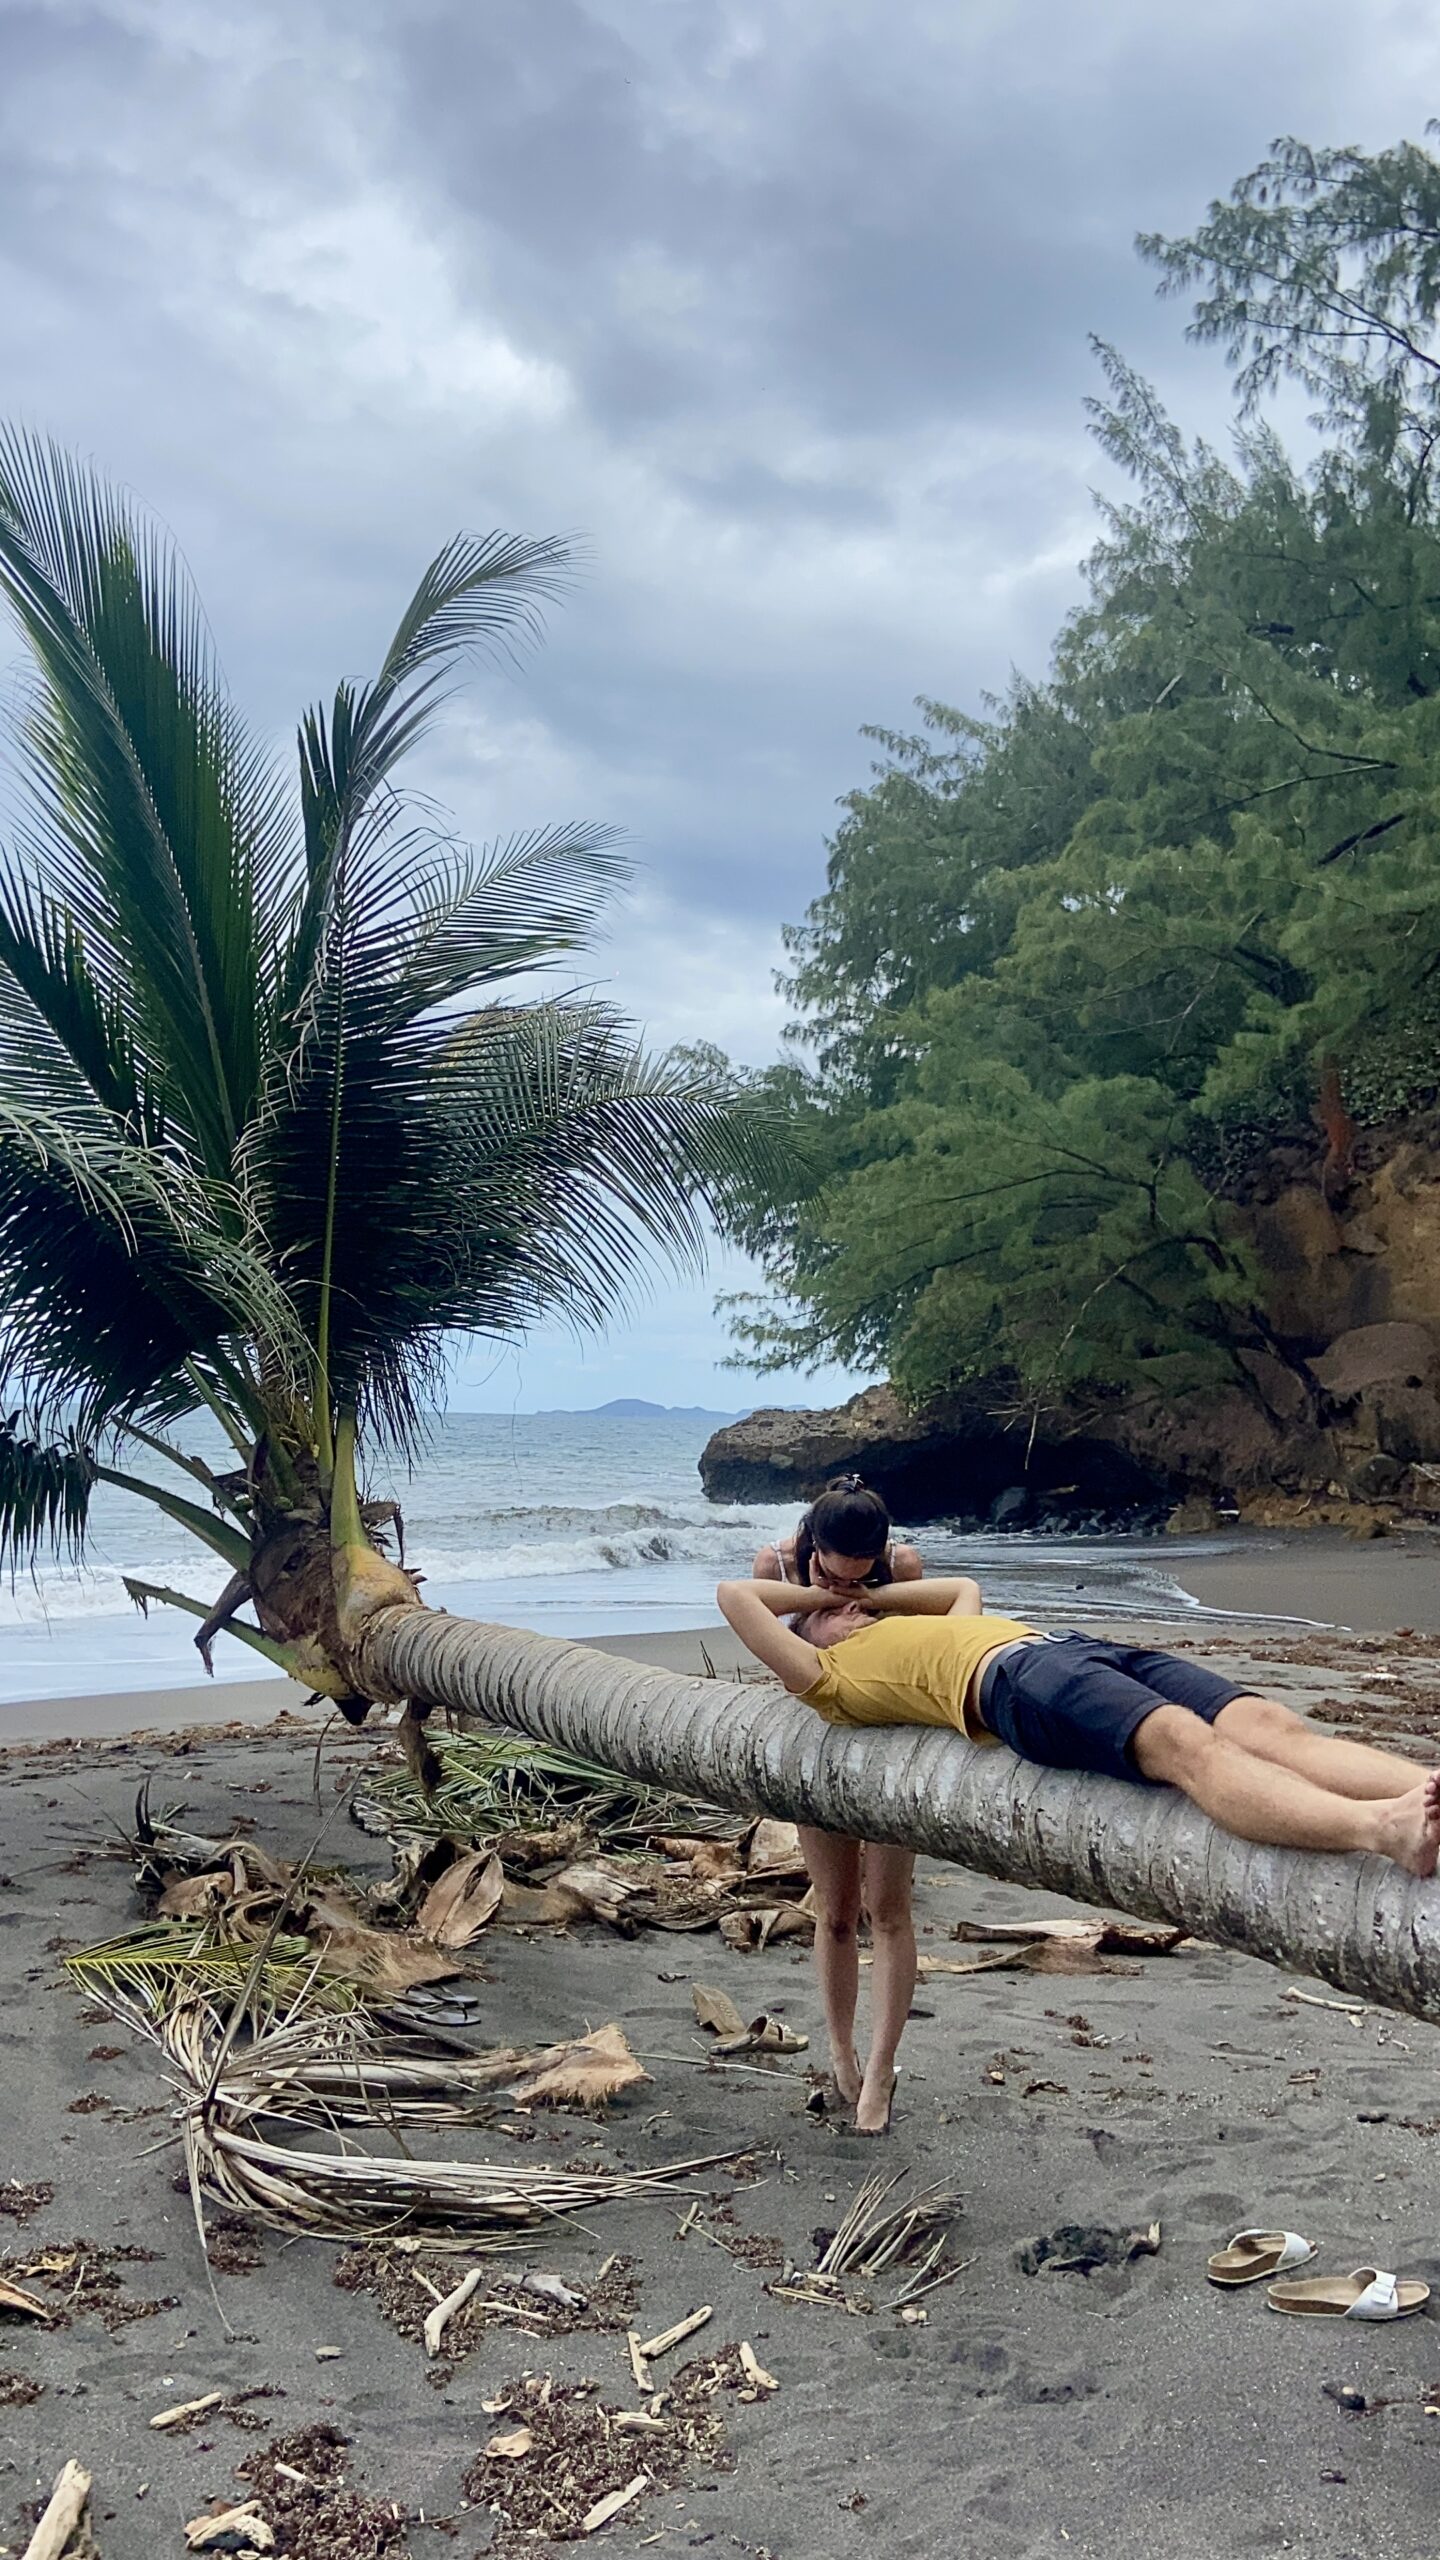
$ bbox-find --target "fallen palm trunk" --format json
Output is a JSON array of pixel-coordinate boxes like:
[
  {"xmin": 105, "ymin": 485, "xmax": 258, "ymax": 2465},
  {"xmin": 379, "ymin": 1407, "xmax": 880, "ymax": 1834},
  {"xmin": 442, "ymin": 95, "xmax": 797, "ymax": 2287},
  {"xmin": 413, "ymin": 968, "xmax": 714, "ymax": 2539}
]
[{"xmin": 358, "ymin": 1608, "xmax": 1440, "ymax": 2025}]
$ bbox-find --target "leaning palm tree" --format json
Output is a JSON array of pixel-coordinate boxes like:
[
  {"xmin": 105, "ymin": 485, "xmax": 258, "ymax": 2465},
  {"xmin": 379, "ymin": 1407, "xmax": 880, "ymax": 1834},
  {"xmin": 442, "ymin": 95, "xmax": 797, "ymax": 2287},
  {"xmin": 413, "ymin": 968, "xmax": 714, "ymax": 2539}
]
[
  {"xmin": 0, "ymin": 430, "xmax": 779, "ymax": 1716},
  {"xmin": 364, "ymin": 1612, "xmax": 1440, "ymax": 2027},
  {"xmin": 2, "ymin": 438, "xmax": 1431, "ymax": 2027}
]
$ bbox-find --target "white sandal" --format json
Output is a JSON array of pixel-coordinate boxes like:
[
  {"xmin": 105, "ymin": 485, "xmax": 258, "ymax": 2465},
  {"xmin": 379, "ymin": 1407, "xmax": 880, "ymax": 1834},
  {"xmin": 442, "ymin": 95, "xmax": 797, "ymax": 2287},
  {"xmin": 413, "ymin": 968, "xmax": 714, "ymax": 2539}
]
[
  {"xmin": 1207, "ymin": 2228, "xmax": 1316, "ymax": 2288},
  {"xmin": 1267, "ymin": 2266, "xmax": 1429, "ymax": 2321}
]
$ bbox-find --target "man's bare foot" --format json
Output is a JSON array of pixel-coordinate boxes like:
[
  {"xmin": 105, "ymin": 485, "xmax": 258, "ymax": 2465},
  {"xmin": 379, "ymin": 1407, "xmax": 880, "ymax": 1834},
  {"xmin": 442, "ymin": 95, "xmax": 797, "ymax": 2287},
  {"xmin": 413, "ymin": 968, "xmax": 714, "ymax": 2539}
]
[
  {"xmin": 1372, "ymin": 1779, "xmax": 1440, "ymax": 1879},
  {"xmin": 854, "ymin": 2068, "xmax": 898, "ymax": 2137},
  {"xmin": 831, "ymin": 2047, "xmax": 863, "ymax": 2108}
]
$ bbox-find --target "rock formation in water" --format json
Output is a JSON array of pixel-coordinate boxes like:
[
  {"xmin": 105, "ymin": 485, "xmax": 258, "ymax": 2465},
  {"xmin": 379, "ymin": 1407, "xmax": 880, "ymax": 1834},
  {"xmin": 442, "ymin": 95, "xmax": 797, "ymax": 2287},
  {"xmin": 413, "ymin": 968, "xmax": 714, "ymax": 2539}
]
[{"xmin": 699, "ymin": 1382, "xmax": 1166, "ymax": 1526}]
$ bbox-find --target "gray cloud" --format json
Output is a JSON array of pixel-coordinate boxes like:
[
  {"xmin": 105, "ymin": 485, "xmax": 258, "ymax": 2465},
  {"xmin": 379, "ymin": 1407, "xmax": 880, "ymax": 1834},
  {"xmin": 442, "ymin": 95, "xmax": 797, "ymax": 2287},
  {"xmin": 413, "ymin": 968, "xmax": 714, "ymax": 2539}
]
[{"xmin": 2, "ymin": 0, "xmax": 1438, "ymax": 1076}]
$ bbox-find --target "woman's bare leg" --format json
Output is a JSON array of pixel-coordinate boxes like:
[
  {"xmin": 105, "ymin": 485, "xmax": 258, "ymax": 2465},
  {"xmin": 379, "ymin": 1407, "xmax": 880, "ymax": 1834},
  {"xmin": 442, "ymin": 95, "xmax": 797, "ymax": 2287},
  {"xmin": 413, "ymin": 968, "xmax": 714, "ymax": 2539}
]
[
  {"xmin": 856, "ymin": 1844, "xmax": 916, "ymax": 2133},
  {"xmin": 798, "ymin": 1825, "xmax": 864, "ymax": 2103},
  {"xmin": 1216, "ymin": 1693, "xmax": 1431, "ymax": 1800}
]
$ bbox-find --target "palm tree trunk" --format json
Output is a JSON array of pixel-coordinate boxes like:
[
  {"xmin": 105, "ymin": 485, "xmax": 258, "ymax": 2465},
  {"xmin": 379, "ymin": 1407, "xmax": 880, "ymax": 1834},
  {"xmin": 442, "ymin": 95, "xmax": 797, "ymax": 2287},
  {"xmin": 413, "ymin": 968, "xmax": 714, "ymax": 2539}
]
[{"xmin": 357, "ymin": 1605, "xmax": 1440, "ymax": 2027}]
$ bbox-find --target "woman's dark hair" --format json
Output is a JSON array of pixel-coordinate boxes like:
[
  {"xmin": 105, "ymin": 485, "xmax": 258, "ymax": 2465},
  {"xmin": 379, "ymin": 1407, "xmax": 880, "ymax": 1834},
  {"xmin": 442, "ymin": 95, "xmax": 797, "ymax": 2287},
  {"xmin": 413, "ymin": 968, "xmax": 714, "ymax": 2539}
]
[{"xmin": 793, "ymin": 1475, "xmax": 892, "ymax": 1583}]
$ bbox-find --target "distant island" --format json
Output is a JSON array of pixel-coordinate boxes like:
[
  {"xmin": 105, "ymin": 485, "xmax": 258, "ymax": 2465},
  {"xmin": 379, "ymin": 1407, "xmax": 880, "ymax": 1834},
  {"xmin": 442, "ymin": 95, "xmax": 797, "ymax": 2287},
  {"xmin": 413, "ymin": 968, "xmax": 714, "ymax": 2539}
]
[{"xmin": 539, "ymin": 1398, "xmax": 740, "ymax": 1420}]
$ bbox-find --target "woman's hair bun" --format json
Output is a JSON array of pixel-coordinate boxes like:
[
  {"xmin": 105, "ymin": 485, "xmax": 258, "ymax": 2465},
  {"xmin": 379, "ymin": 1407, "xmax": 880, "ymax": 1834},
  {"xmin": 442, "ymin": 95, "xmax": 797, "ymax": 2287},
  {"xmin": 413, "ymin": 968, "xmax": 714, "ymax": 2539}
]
[{"xmin": 796, "ymin": 1476, "xmax": 892, "ymax": 1575}]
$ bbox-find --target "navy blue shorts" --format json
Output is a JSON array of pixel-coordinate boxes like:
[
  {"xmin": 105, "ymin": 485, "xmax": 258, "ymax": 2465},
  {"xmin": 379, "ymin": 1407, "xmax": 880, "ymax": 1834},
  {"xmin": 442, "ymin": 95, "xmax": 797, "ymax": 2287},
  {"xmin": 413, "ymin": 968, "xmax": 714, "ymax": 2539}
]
[{"xmin": 978, "ymin": 1634, "xmax": 1251, "ymax": 1785}]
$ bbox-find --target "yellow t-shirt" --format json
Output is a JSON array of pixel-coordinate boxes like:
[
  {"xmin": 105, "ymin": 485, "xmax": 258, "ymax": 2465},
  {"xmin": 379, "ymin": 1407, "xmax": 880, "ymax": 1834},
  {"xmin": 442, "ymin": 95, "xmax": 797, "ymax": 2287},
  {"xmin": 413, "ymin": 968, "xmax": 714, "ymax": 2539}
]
[{"xmin": 800, "ymin": 1612, "xmax": 1038, "ymax": 1744}]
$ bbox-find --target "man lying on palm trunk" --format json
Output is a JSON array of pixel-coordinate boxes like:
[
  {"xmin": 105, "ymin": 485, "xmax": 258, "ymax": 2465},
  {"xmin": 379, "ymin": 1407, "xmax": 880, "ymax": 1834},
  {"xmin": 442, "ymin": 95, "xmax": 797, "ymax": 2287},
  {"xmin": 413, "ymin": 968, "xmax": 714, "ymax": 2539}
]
[{"xmin": 716, "ymin": 1574, "xmax": 1440, "ymax": 1880}]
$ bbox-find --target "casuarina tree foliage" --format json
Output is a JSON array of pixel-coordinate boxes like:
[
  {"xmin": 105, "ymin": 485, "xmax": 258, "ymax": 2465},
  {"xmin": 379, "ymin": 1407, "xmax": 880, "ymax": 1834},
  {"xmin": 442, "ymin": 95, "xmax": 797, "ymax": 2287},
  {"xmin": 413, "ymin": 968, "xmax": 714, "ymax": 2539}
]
[
  {"xmin": 0, "ymin": 436, "xmax": 783, "ymax": 1710},
  {"xmin": 727, "ymin": 132, "xmax": 1440, "ymax": 1424}
]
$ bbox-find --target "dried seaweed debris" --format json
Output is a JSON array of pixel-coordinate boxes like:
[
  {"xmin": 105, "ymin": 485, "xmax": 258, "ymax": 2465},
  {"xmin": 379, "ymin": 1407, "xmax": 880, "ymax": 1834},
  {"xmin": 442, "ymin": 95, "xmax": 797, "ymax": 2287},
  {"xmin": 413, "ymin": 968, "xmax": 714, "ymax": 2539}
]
[
  {"xmin": 235, "ymin": 2423, "xmax": 409, "ymax": 2560},
  {"xmin": 460, "ymin": 2348, "xmax": 755, "ymax": 2548},
  {"xmin": 333, "ymin": 2246, "xmax": 638, "ymax": 2365}
]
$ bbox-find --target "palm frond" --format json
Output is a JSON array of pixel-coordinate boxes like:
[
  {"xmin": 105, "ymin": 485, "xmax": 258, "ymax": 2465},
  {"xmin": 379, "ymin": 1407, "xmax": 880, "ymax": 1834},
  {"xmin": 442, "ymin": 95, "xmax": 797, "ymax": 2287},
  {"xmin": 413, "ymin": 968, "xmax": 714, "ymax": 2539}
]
[
  {"xmin": 377, "ymin": 530, "xmax": 572, "ymax": 695},
  {"xmin": 329, "ymin": 819, "xmax": 632, "ymax": 1026},
  {"xmin": 280, "ymin": 532, "xmax": 575, "ymax": 1029},
  {"xmin": 250, "ymin": 995, "xmax": 788, "ymax": 1446},
  {"xmin": 0, "ymin": 1111, "xmax": 303, "ymax": 1444},
  {"xmin": 259, "ymin": 815, "xmax": 631, "ymax": 1151},
  {"xmin": 64, "ymin": 1924, "xmax": 360, "ymax": 2017},
  {"xmin": 353, "ymin": 1725, "xmax": 741, "ymax": 1845},
  {"xmin": 0, "ymin": 1415, "xmax": 94, "ymax": 1566},
  {"xmin": 0, "ymin": 427, "xmax": 298, "ymax": 1171},
  {"xmin": 0, "ymin": 864, "xmax": 162, "ymax": 1139}
]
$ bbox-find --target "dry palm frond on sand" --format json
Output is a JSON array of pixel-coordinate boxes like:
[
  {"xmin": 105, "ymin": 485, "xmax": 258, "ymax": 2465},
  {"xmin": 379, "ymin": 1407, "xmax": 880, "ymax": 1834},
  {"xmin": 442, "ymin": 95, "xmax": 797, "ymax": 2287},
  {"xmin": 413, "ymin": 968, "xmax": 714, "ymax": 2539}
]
[
  {"xmin": 120, "ymin": 1761, "xmax": 812, "ymax": 1955},
  {"xmin": 816, "ymin": 2171, "xmax": 961, "ymax": 2281},
  {"xmin": 152, "ymin": 1998, "xmax": 651, "ymax": 2127},
  {"xmin": 83, "ymin": 1983, "xmax": 728, "ymax": 2251},
  {"xmin": 352, "ymin": 1726, "xmax": 742, "ymax": 1848}
]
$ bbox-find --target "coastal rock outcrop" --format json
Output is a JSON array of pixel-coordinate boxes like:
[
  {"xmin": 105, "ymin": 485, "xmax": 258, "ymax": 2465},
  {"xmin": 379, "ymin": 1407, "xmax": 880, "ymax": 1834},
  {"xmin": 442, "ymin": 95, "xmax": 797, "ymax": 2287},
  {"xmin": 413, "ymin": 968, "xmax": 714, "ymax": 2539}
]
[
  {"xmin": 698, "ymin": 1383, "xmax": 1168, "ymax": 1525},
  {"xmin": 703, "ymin": 1127, "xmax": 1440, "ymax": 1529},
  {"xmin": 701, "ymin": 1334, "xmax": 1440, "ymax": 1528}
]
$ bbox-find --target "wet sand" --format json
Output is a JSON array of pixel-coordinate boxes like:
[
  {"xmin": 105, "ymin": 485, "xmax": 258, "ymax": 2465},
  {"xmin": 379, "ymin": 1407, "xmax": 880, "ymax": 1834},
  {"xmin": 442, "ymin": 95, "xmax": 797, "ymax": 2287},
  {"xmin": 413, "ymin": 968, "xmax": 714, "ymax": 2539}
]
[
  {"xmin": 0, "ymin": 1637, "xmax": 763, "ymax": 1749},
  {"xmin": 4, "ymin": 1621, "xmax": 1440, "ymax": 2560},
  {"xmin": 1170, "ymin": 1526, "xmax": 1440, "ymax": 1634}
]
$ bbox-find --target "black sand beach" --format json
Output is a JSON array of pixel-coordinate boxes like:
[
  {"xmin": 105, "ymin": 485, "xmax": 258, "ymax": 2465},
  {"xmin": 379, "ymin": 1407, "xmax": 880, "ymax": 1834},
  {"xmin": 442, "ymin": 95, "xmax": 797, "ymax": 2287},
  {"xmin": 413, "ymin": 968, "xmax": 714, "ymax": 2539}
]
[
  {"xmin": 4, "ymin": 1608, "xmax": 1440, "ymax": 2560},
  {"xmin": 1170, "ymin": 1526, "xmax": 1440, "ymax": 1637}
]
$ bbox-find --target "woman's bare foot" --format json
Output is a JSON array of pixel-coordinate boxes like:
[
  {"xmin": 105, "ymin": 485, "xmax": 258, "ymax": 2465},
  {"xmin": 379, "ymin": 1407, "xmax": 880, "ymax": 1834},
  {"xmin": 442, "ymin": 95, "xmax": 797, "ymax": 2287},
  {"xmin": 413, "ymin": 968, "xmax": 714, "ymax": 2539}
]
[
  {"xmin": 1372, "ymin": 1778, "xmax": 1440, "ymax": 1878},
  {"xmin": 854, "ymin": 2066, "xmax": 898, "ymax": 2136},
  {"xmin": 831, "ymin": 2047, "xmax": 863, "ymax": 2108}
]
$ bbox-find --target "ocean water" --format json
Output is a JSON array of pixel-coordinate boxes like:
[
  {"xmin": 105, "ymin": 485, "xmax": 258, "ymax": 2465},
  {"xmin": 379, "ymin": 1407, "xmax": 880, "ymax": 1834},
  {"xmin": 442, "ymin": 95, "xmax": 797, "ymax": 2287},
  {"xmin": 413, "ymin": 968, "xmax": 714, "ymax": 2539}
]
[{"xmin": 0, "ymin": 1410, "xmax": 1268, "ymax": 1707}]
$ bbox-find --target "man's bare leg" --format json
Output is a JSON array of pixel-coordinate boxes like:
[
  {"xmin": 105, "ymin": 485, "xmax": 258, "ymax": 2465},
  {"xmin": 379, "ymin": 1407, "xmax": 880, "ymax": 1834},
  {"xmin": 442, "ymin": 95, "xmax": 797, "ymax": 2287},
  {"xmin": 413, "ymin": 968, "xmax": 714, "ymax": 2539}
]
[
  {"xmin": 1134, "ymin": 1705, "xmax": 1440, "ymax": 1876},
  {"xmin": 1216, "ymin": 1693, "xmax": 1430, "ymax": 1801}
]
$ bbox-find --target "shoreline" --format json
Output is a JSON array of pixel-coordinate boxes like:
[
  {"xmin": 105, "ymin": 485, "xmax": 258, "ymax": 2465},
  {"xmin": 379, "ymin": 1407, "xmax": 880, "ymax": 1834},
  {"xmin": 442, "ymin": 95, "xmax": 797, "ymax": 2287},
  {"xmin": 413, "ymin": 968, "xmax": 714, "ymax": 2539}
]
[
  {"xmin": 1165, "ymin": 1523, "xmax": 1440, "ymax": 1631},
  {"xmin": 2, "ymin": 1526, "xmax": 1437, "ymax": 1747},
  {"xmin": 0, "ymin": 1627, "xmax": 762, "ymax": 1749}
]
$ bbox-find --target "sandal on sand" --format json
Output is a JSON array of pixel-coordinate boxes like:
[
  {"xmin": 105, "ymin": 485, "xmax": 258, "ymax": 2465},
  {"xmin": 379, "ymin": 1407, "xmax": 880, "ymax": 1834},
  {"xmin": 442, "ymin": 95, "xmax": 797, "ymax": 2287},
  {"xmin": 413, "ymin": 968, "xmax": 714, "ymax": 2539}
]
[
  {"xmin": 1266, "ymin": 2267, "xmax": 1430, "ymax": 2321},
  {"xmin": 1207, "ymin": 2229, "xmax": 1316, "ymax": 2288}
]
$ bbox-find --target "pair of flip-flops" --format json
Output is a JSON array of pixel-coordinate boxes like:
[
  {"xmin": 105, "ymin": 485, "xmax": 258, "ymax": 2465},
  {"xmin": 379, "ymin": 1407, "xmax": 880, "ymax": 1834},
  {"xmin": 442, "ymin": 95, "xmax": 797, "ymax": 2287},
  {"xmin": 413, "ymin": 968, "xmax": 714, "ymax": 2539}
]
[{"xmin": 1207, "ymin": 2229, "xmax": 1429, "ymax": 2319}]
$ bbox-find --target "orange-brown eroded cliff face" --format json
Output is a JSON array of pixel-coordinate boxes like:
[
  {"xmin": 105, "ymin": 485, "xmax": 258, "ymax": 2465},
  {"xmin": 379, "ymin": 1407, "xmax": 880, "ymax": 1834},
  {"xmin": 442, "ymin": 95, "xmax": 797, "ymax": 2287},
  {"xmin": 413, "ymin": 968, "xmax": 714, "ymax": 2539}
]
[{"xmin": 703, "ymin": 1128, "xmax": 1440, "ymax": 1532}]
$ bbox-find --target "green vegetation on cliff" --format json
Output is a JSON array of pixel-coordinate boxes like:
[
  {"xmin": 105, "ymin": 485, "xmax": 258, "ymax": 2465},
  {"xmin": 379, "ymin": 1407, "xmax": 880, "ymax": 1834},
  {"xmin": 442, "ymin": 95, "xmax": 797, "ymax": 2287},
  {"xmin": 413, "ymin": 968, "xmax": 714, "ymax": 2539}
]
[{"xmin": 730, "ymin": 134, "xmax": 1440, "ymax": 1419}]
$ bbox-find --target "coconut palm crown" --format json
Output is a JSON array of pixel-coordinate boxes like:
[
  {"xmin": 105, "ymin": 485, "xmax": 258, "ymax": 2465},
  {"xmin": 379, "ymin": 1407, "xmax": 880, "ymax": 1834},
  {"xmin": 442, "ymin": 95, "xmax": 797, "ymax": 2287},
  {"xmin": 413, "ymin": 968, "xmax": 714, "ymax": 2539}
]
[{"xmin": 0, "ymin": 430, "xmax": 781, "ymax": 1713}]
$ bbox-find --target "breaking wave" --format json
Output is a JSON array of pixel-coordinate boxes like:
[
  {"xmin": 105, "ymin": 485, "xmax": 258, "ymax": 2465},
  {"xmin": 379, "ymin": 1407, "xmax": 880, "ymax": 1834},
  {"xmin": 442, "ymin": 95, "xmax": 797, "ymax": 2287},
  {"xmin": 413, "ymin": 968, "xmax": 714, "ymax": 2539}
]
[{"xmin": 0, "ymin": 1499, "xmax": 798, "ymax": 1626}]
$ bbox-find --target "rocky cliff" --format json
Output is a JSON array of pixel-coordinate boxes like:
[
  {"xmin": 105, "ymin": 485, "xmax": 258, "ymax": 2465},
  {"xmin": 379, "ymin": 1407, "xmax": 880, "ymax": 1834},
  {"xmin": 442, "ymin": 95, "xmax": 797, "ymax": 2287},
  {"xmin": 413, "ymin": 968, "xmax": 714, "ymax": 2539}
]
[
  {"xmin": 699, "ymin": 1383, "xmax": 1167, "ymax": 1526},
  {"xmin": 702, "ymin": 1130, "xmax": 1440, "ymax": 1530}
]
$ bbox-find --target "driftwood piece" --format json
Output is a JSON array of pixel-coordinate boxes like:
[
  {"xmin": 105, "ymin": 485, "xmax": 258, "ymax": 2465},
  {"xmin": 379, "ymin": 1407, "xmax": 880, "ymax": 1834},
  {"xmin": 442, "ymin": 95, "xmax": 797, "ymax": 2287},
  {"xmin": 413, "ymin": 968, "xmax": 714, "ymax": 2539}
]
[
  {"xmin": 581, "ymin": 2474, "xmax": 649, "ymax": 2534},
  {"xmin": 22, "ymin": 2465, "xmax": 97, "ymax": 2560},
  {"xmin": 636, "ymin": 2305, "xmax": 711, "ymax": 2361},
  {"xmin": 424, "ymin": 2266, "xmax": 484, "ymax": 2357},
  {"xmin": 183, "ymin": 2504, "xmax": 274, "ymax": 2552},
  {"xmin": 149, "ymin": 2391, "xmax": 227, "ymax": 2431}
]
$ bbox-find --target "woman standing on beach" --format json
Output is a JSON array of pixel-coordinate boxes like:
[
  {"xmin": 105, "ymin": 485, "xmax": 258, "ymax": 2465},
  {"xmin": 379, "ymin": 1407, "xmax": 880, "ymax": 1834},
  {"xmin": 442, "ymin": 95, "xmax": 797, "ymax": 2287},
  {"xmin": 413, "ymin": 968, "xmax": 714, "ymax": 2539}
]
[{"xmin": 752, "ymin": 1479, "xmax": 923, "ymax": 2136}]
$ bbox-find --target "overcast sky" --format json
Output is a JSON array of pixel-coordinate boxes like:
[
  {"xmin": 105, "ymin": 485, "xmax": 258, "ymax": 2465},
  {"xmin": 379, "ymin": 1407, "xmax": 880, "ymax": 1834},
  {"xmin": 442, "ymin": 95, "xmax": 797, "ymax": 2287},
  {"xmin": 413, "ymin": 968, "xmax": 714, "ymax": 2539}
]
[{"xmin": 4, "ymin": 0, "xmax": 1436, "ymax": 1411}]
